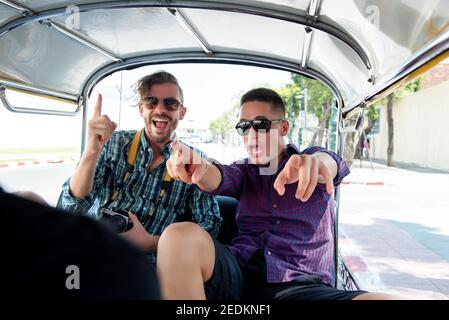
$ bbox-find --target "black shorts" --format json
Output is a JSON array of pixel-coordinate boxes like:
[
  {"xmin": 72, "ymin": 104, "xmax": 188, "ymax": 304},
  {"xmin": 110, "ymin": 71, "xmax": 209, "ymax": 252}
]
[
  {"xmin": 248, "ymin": 282, "xmax": 367, "ymax": 300},
  {"xmin": 204, "ymin": 239, "xmax": 243, "ymax": 300},
  {"xmin": 242, "ymin": 250, "xmax": 367, "ymax": 300},
  {"xmin": 205, "ymin": 242, "xmax": 366, "ymax": 300}
]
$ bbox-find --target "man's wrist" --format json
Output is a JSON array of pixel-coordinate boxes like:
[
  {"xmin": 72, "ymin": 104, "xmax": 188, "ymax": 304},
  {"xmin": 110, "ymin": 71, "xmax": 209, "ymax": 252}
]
[
  {"xmin": 143, "ymin": 234, "xmax": 159, "ymax": 253},
  {"xmin": 82, "ymin": 147, "xmax": 101, "ymax": 162}
]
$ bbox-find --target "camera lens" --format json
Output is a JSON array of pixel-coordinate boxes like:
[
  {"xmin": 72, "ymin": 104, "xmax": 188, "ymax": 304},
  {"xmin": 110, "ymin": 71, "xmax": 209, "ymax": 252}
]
[{"xmin": 106, "ymin": 214, "xmax": 127, "ymax": 233}]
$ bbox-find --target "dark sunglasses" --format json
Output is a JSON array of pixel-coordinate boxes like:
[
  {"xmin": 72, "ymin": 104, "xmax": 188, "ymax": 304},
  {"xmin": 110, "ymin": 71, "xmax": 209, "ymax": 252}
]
[
  {"xmin": 141, "ymin": 96, "xmax": 183, "ymax": 111},
  {"xmin": 235, "ymin": 118, "xmax": 284, "ymax": 136}
]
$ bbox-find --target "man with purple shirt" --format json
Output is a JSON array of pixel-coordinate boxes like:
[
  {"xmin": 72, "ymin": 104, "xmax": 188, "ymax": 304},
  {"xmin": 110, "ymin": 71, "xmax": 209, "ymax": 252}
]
[{"xmin": 158, "ymin": 88, "xmax": 392, "ymax": 300}]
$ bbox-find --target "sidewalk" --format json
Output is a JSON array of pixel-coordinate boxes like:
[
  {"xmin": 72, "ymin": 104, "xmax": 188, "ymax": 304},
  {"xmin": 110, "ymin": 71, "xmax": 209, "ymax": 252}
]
[
  {"xmin": 0, "ymin": 151, "xmax": 78, "ymax": 168},
  {"xmin": 339, "ymin": 160, "xmax": 449, "ymax": 299}
]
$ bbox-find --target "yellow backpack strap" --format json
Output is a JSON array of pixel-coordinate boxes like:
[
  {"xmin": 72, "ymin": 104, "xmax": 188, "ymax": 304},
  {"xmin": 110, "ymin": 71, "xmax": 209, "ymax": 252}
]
[
  {"xmin": 111, "ymin": 129, "xmax": 143, "ymax": 201},
  {"xmin": 127, "ymin": 129, "xmax": 143, "ymax": 167},
  {"xmin": 160, "ymin": 169, "xmax": 172, "ymax": 197}
]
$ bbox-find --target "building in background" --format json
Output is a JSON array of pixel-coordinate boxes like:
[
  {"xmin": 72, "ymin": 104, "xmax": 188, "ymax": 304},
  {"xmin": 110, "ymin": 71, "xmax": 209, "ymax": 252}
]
[
  {"xmin": 371, "ymin": 62, "xmax": 449, "ymax": 171},
  {"xmin": 176, "ymin": 118, "xmax": 211, "ymax": 145}
]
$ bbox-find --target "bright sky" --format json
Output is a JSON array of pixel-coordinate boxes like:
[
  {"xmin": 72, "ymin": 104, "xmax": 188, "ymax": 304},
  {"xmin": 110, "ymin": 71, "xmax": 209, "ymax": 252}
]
[
  {"xmin": 0, "ymin": 63, "xmax": 291, "ymax": 148},
  {"xmin": 90, "ymin": 64, "xmax": 292, "ymax": 129}
]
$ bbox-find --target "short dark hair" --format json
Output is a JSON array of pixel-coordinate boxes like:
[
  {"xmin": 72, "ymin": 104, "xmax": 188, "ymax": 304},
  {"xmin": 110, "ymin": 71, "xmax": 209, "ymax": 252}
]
[
  {"xmin": 134, "ymin": 71, "xmax": 184, "ymax": 103},
  {"xmin": 240, "ymin": 88, "xmax": 285, "ymax": 117}
]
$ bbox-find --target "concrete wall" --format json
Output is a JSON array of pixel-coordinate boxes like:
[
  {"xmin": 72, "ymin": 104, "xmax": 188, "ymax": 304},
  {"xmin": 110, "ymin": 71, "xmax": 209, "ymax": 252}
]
[{"xmin": 372, "ymin": 79, "xmax": 449, "ymax": 171}]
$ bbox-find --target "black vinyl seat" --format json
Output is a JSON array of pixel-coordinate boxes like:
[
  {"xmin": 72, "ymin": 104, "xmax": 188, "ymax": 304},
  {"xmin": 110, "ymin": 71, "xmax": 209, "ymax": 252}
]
[{"xmin": 215, "ymin": 196, "xmax": 238, "ymax": 245}]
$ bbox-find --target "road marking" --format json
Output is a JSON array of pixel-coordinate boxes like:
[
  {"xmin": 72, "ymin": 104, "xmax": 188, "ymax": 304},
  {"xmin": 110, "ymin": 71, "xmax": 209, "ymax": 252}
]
[{"xmin": 342, "ymin": 181, "xmax": 384, "ymax": 186}]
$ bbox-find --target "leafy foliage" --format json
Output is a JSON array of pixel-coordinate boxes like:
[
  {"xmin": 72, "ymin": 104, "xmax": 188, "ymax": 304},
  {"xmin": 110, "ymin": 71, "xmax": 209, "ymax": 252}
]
[{"xmin": 209, "ymin": 109, "xmax": 237, "ymax": 141}]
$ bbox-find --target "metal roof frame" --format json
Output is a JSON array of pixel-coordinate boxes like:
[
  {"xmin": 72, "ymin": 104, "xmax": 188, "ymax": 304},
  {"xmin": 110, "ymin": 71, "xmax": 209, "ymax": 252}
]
[
  {"xmin": 0, "ymin": 0, "xmax": 373, "ymax": 68},
  {"xmin": 0, "ymin": 0, "xmax": 355, "ymax": 117},
  {"xmin": 1, "ymin": 0, "xmax": 448, "ymax": 121},
  {"xmin": 343, "ymin": 28, "xmax": 449, "ymax": 118}
]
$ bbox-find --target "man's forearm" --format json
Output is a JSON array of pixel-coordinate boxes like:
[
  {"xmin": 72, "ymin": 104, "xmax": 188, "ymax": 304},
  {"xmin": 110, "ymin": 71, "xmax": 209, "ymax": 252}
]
[
  {"xmin": 69, "ymin": 152, "xmax": 100, "ymax": 198},
  {"xmin": 196, "ymin": 160, "xmax": 222, "ymax": 192},
  {"xmin": 123, "ymin": 232, "xmax": 160, "ymax": 253},
  {"xmin": 312, "ymin": 152, "xmax": 338, "ymax": 183}
]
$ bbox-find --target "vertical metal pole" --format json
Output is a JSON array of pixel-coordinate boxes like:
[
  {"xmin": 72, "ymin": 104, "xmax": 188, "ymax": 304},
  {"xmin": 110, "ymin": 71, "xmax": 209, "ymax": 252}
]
[
  {"xmin": 80, "ymin": 93, "xmax": 88, "ymax": 157},
  {"xmin": 304, "ymin": 88, "xmax": 308, "ymax": 129},
  {"xmin": 118, "ymin": 71, "xmax": 123, "ymax": 129},
  {"xmin": 328, "ymin": 95, "xmax": 338, "ymax": 152},
  {"xmin": 334, "ymin": 95, "xmax": 345, "ymax": 288}
]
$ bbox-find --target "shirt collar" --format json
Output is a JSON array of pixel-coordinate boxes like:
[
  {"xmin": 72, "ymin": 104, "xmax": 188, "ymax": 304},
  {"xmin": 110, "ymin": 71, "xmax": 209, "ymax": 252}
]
[
  {"xmin": 286, "ymin": 143, "xmax": 301, "ymax": 156},
  {"xmin": 139, "ymin": 128, "xmax": 150, "ymax": 151},
  {"xmin": 139, "ymin": 129, "xmax": 176, "ymax": 159},
  {"xmin": 162, "ymin": 142, "xmax": 173, "ymax": 158},
  {"xmin": 274, "ymin": 144, "xmax": 301, "ymax": 174}
]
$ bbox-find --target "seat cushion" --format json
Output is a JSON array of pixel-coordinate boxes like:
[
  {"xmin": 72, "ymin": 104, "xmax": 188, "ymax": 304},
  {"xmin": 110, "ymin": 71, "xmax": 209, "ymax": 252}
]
[{"xmin": 216, "ymin": 195, "xmax": 238, "ymax": 245}]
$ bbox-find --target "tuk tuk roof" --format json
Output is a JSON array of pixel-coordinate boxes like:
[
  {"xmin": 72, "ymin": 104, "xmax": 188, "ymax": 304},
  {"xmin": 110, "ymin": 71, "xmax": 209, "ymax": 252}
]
[{"xmin": 1, "ymin": 0, "xmax": 449, "ymax": 117}]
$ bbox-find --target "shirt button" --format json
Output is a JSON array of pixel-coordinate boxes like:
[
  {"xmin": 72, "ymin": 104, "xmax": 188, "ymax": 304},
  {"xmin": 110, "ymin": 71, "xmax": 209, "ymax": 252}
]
[
  {"xmin": 276, "ymin": 220, "xmax": 280, "ymax": 225},
  {"xmin": 273, "ymin": 204, "xmax": 277, "ymax": 209},
  {"xmin": 267, "ymin": 251, "xmax": 272, "ymax": 256}
]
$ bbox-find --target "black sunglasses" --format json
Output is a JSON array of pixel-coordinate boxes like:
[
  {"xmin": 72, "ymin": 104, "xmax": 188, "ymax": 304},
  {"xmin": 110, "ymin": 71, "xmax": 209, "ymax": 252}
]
[
  {"xmin": 141, "ymin": 96, "xmax": 183, "ymax": 111},
  {"xmin": 235, "ymin": 118, "xmax": 284, "ymax": 136}
]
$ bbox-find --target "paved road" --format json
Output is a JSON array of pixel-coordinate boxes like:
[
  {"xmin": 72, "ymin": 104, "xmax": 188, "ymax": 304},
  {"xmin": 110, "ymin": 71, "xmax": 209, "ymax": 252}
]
[
  {"xmin": 339, "ymin": 161, "xmax": 449, "ymax": 299},
  {"xmin": 0, "ymin": 143, "xmax": 243, "ymax": 205},
  {"xmin": 0, "ymin": 163, "xmax": 76, "ymax": 206}
]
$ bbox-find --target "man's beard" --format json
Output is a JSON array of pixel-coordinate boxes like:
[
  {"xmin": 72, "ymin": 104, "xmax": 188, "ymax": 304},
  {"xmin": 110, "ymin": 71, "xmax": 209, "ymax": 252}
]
[{"xmin": 146, "ymin": 116, "xmax": 178, "ymax": 144}]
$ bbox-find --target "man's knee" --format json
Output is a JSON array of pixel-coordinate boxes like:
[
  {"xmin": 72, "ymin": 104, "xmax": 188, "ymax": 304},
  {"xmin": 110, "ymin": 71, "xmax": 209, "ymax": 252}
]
[
  {"xmin": 158, "ymin": 222, "xmax": 210, "ymax": 253},
  {"xmin": 158, "ymin": 222, "xmax": 216, "ymax": 285}
]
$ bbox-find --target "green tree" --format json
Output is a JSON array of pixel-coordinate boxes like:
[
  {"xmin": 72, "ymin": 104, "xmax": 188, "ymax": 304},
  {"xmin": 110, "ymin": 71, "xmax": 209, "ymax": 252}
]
[
  {"xmin": 278, "ymin": 75, "xmax": 334, "ymax": 147},
  {"xmin": 279, "ymin": 74, "xmax": 422, "ymax": 167},
  {"xmin": 370, "ymin": 77, "xmax": 422, "ymax": 166},
  {"xmin": 278, "ymin": 83, "xmax": 301, "ymax": 143},
  {"xmin": 209, "ymin": 110, "xmax": 237, "ymax": 142}
]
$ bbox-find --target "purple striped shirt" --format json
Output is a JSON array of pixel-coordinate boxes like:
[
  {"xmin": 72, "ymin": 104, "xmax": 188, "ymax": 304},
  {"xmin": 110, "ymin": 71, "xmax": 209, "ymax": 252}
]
[{"xmin": 209, "ymin": 144, "xmax": 350, "ymax": 285}]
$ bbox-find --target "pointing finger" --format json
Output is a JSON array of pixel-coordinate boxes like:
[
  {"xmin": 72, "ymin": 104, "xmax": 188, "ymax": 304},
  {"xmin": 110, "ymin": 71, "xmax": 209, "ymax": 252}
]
[
  {"xmin": 319, "ymin": 165, "xmax": 334, "ymax": 195},
  {"xmin": 93, "ymin": 94, "xmax": 102, "ymax": 118},
  {"xmin": 302, "ymin": 161, "xmax": 319, "ymax": 202},
  {"xmin": 273, "ymin": 170, "xmax": 288, "ymax": 196}
]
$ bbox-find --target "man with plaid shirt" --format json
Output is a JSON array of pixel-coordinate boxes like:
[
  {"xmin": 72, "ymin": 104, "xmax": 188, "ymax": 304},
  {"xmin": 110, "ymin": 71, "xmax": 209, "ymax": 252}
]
[{"xmin": 60, "ymin": 71, "xmax": 221, "ymax": 260}]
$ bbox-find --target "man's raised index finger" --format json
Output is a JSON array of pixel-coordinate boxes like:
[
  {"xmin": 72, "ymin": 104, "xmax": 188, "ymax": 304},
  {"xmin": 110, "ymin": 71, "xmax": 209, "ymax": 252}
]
[{"xmin": 93, "ymin": 94, "xmax": 102, "ymax": 117}]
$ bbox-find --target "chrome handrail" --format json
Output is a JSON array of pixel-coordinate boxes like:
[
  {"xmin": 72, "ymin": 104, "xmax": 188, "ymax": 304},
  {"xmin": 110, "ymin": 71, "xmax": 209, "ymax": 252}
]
[{"xmin": 0, "ymin": 84, "xmax": 81, "ymax": 116}]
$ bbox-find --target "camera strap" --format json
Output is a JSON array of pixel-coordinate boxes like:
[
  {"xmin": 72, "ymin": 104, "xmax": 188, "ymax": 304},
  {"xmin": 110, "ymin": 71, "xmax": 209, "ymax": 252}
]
[
  {"xmin": 107, "ymin": 128, "xmax": 173, "ymax": 228},
  {"xmin": 141, "ymin": 169, "xmax": 172, "ymax": 227}
]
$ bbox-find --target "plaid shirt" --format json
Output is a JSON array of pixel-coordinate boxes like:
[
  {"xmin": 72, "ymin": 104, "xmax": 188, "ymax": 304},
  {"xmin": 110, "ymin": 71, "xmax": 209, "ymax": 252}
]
[
  {"xmin": 209, "ymin": 144, "xmax": 349, "ymax": 286},
  {"xmin": 61, "ymin": 130, "xmax": 222, "ymax": 241}
]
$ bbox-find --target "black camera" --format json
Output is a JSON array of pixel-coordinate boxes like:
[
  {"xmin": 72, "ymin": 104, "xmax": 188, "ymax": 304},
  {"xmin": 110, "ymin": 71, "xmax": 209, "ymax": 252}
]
[{"xmin": 100, "ymin": 208, "xmax": 134, "ymax": 233}]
